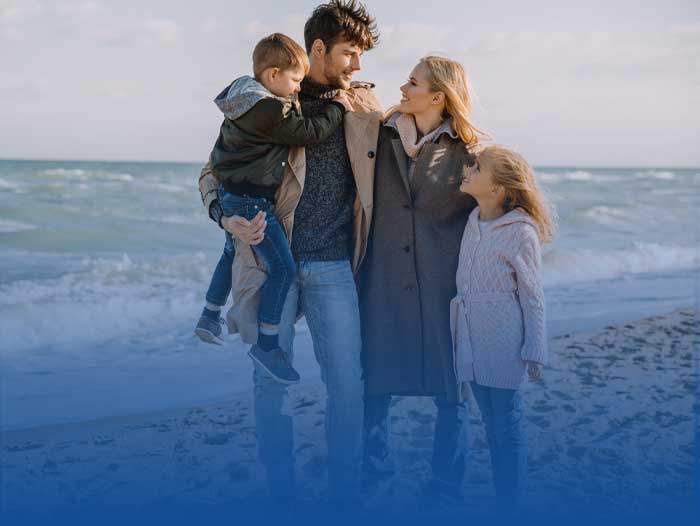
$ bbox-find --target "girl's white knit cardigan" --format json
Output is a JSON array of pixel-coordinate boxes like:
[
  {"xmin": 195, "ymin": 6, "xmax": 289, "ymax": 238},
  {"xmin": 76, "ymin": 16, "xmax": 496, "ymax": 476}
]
[{"xmin": 451, "ymin": 206, "xmax": 548, "ymax": 390}]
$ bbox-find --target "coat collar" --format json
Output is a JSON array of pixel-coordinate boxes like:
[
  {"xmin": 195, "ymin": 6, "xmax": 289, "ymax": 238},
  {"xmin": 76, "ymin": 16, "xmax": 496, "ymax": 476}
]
[
  {"xmin": 386, "ymin": 112, "xmax": 458, "ymax": 198},
  {"xmin": 384, "ymin": 112, "xmax": 458, "ymax": 143}
]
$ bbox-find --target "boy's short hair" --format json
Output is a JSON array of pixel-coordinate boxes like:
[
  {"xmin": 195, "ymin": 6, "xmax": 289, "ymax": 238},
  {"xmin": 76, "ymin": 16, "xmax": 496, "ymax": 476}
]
[
  {"xmin": 304, "ymin": 0, "xmax": 379, "ymax": 53},
  {"xmin": 253, "ymin": 33, "xmax": 310, "ymax": 80}
]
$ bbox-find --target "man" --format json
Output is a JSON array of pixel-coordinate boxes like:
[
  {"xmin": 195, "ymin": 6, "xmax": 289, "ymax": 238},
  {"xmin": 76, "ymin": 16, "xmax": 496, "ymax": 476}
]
[{"xmin": 198, "ymin": 0, "xmax": 382, "ymax": 506}]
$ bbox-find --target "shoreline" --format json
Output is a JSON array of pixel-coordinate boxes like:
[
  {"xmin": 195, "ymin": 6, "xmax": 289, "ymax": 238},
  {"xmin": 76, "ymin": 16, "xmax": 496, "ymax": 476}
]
[{"xmin": 2, "ymin": 308, "xmax": 698, "ymax": 516}]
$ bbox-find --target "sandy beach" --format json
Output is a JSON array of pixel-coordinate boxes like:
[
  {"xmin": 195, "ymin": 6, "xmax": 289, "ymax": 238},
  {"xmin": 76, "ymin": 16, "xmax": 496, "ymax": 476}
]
[{"xmin": 2, "ymin": 309, "xmax": 698, "ymax": 519}]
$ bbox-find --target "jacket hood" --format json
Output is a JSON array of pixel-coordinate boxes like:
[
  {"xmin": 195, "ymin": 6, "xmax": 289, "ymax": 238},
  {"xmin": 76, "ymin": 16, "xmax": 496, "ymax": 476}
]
[
  {"xmin": 468, "ymin": 206, "xmax": 538, "ymax": 234},
  {"xmin": 214, "ymin": 75, "xmax": 286, "ymax": 120}
]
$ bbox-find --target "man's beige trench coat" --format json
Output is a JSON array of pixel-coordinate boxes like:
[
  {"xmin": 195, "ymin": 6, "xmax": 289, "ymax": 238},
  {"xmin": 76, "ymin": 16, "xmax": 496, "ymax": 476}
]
[{"xmin": 198, "ymin": 82, "xmax": 383, "ymax": 344}]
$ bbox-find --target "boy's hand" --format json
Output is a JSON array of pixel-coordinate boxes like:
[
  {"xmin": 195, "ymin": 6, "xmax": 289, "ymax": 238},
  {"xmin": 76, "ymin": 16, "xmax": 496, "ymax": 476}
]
[
  {"xmin": 333, "ymin": 91, "xmax": 353, "ymax": 112},
  {"xmin": 222, "ymin": 211, "xmax": 267, "ymax": 245},
  {"xmin": 525, "ymin": 361, "xmax": 542, "ymax": 382}
]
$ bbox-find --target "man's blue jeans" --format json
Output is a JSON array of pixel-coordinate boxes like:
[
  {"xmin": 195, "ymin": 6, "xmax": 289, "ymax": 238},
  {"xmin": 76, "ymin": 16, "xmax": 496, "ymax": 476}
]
[
  {"xmin": 251, "ymin": 260, "xmax": 364, "ymax": 500},
  {"xmin": 363, "ymin": 393, "xmax": 469, "ymax": 487},
  {"xmin": 470, "ymin": 382, "xmax": 527, "ymax": 510}
]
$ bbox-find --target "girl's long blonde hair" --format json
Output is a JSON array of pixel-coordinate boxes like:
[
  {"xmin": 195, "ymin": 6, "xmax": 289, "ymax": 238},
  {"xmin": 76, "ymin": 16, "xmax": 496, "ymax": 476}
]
[
  {"xmin": 480, "ymin": 145, "xmax": 556, "ymax": 244},
  {"xmin": 386, "ymin": 55, "xmax": 489, "ymax": 148}
]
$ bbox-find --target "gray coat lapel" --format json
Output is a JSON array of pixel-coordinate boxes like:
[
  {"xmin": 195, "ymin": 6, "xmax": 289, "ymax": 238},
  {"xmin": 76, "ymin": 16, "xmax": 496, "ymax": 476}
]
[{"xmin": 391, "ymin": 139, "xmax": 412, "ymax": 198}]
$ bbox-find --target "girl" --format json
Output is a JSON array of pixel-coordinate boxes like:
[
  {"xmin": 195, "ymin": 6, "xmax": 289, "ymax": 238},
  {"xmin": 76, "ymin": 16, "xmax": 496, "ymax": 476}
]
[{"xmin": 452, "ymin": 145, "xmax": 554, "ymax": 511}]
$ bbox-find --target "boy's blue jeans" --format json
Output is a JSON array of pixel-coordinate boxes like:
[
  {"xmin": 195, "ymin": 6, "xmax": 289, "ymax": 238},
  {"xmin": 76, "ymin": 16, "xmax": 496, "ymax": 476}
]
[
  {"xmin": 470, "ymin": 381, "xmax": 527, "ymax": 510},
  {"xmin": 205, "ymin": 231, "xmax": 235, "ymax": 307},
  {"xmin": 205, "ymin": 186, "xmax": 295, "ymax": 326}
]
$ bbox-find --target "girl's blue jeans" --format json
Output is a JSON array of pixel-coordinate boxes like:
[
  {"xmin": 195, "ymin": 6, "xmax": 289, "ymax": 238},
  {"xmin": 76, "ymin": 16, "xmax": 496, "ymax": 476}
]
[{"xmin": 470, "ymin": 381, "xmax": 527, "ymax": 510}]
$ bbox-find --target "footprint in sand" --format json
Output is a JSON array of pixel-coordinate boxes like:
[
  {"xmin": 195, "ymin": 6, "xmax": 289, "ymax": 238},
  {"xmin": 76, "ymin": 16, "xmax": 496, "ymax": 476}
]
[
  {"xmin": 572, "ymin": 416, "xmax": 594, "ymax": 426},
  {"xmin": 294, "ymin": 398, "xmax": 316, "ymax": 410},
  {"xmin": 182, "ymin": 410, "xmax": 207, "ymax": 426},
  {"xmin": 302, "ymin": 455, "xmax": 327, "ymax": 478},
  {"xmin": 92, "ymin": 435, "xmax": 115, "ymax": 446},
  {"xmin": 472, "ymin": 437, "xmax": 488, "ymax": 450},
  {"xmin": 646, "ymin": 463, "xmax": 669, "ymax": 475},
  {"xmin": 408, "ymin": 410, "xmax": 434, "ymax": 425},
  {"xmin": 200, "ymin": 432, "xmax": 235, "ymax": 446},
  {"xmin": 125, "ymin": 422, "xmax": 158, "ymax": 431},
  {"xmin": 295, "ymin": 442, "xmax": 314, "ymax": 454},
  {"xmin": 531, "ymin": 404, "xmax": 558, "ymax": 413},
  {"xmin": 208, "ymin": 414, "xmax": 245, "ymax": 426},
  {"xmin": 41, "ymin": 459, "xmax": 59, "ymax": 475},
  {"xmin": 223, "ymin": 461, "xmax": 251, "ymax": 482},
  {"xmin": 408, "ymin": 437, "xmax": 433, "ymax": 449},
  {"xmin": 652, "ymin": 412, "xmax": 691, "ymax": 428},
  {"xmin": 526, "ymin": 415, "xmax": 550, "ymax": 429},
  {"xmin": 551, "ymin": 390, "xmax": 575, "ymax": 401},
  {"xmin": 567, "ymin": 446, "xmax": 586, "ymax": 460},
  {"xmin": 4, "ymin": 441, "xmax": 44, "ymax": 452}
]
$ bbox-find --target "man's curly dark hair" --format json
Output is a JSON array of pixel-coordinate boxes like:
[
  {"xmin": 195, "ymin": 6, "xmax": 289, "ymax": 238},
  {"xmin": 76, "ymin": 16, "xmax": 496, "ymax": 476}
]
[{"xmin": 304, "ymin": 0, "xmax": 379, "ymax": 53}]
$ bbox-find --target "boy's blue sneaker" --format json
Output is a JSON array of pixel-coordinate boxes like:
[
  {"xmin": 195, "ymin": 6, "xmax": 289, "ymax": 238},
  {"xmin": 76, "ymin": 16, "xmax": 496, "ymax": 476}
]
[
  {"xmin": 248, "ymin": 346, "xmax": 300, "ymax": 384},
  {"xmin": 194, "ymin": 315, "xmax": 227, "ymax": 345}
]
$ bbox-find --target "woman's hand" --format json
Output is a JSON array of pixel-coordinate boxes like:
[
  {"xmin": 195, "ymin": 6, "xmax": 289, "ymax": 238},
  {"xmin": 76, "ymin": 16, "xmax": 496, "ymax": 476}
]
[
  {"xmin": 525, "ymin": 361, "xmax": 542, "ymax": 382},
  {"xmin": 222, "ymin": 211, "xmax": 267, "ymax": 245}
]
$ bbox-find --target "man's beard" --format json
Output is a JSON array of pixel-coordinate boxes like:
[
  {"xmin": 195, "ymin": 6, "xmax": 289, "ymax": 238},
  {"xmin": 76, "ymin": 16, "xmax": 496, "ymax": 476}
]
[{"xmin": 323, "ymin": 55, "xmax": 352, "ymax": 89}]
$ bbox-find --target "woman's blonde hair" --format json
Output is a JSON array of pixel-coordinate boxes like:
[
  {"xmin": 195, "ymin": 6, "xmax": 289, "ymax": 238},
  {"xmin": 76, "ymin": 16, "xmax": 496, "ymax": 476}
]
[
  {"xmin": 386, "ymin": 55, "xmax": 489, "ymax": 148},
  {"xmin": 480, "ymin": 145, "xmax": 556, "ymax": 244}
]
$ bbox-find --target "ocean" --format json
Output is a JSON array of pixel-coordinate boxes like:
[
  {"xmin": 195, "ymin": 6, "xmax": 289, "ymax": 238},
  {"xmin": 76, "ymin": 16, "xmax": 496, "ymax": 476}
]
[{"xmin": 1, "ymin": 160, "xmax": 698, "ymax": 431}]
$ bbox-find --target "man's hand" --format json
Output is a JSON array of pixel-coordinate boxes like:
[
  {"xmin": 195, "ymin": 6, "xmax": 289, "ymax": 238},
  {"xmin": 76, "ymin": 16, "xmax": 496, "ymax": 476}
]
[
  {"xmin": 525, "ymin": 361, "xmax": 542, "ymax": 382},
  {"xmin": 222, "ymin": 211, "xmax": 267, "ymax": 245}
]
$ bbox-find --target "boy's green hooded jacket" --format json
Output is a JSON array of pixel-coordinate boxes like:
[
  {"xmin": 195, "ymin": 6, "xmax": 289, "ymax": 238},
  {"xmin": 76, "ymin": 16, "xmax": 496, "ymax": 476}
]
[{"xmin": 210, "ymin": 75, "xmax": 344, "ymax": 200}]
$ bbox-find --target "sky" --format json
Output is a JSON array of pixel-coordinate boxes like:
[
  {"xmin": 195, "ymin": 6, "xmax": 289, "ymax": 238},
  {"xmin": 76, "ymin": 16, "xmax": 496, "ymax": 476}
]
[{"xmin": 1, "ymin": 0, "xmax": 699, "ymax": 166}]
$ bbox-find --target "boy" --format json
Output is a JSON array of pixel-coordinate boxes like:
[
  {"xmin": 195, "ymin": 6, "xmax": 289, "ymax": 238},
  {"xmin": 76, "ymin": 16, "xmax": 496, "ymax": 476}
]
[{"xmin": 195, "ymin": 33, "xmax": 351, "ymax": 385}]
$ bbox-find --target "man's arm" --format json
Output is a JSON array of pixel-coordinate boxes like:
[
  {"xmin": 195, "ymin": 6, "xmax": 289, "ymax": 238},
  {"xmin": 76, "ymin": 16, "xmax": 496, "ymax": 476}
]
[
  {"xmin": 198, "ymin": 161, "xmax": 267, "ymax": 244},
  {"xmin": 198, "ymin": 162, "xmax": 221, "ymax": 225}
]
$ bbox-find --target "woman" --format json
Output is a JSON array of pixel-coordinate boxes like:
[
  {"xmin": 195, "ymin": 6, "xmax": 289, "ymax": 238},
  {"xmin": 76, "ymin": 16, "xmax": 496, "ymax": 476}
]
[{"xmin": 359, "ymin": 56, "xmax": 487, "ymax": 499}]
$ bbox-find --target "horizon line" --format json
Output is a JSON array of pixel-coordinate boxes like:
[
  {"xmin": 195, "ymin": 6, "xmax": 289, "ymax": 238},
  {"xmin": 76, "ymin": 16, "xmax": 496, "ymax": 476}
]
[{"xmin": 1, "ymin": 157, "xmax": 699, "ymax": 171}]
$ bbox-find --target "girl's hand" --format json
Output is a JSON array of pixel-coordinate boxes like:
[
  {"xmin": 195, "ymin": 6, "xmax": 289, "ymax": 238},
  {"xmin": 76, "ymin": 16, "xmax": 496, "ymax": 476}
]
[{"xmin": 525, "ymin": 361, "xmax": 542, "ymax": 382}]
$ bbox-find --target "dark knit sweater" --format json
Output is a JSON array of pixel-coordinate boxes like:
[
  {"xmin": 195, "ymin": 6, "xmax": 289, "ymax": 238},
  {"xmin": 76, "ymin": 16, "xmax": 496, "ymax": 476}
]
[{"xmin": 290, "ymin": 78, "xmax": 356, "ymax": 262}]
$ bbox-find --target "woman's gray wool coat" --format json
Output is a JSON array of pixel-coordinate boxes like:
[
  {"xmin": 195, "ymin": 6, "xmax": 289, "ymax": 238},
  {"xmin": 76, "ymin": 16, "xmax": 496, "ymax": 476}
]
[{"xmin": 359, "ymin": 124, "xmax": 477, "ymax": 403}]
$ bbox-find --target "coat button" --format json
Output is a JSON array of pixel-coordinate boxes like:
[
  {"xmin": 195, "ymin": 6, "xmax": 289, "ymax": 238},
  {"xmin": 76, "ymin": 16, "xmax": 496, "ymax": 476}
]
[
  {"xmin": 405, "ymin": 285, "xmax": 414, "ymax": 291},
  {"xmin": 403, "ymin": 245, "xmax": 410, "ymax": 253},
  {"xmin": 402, "ymin": 204, "xmax": 411, "ymax": 209},
  {"xmin": 367, "ymin": 150, "xmax": 375, "ymax": 158}
]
